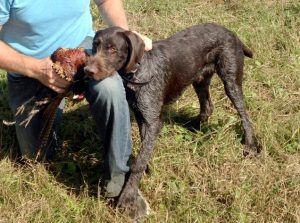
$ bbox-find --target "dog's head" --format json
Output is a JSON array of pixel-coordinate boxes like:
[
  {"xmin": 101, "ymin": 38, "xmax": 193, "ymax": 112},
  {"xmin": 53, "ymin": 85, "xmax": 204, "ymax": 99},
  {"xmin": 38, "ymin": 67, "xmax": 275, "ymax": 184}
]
[{"xmin": 84, "ymin": 27, "xmax": 145, "ymax": 81}]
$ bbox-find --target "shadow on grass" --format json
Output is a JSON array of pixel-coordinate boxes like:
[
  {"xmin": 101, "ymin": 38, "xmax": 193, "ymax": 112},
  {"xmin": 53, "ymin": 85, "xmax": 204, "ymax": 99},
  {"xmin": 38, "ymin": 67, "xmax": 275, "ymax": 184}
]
[
  {"xmin": 49, "ymin": 104, "xmax": 107, "ymax": 196},
  {"xmin": 0, "ymin": 78, "xmax": 246, "ymax": 197},
  {"xmin": 162, "ymin": 104, "xmax": 249, "ymax": 147},
  {"xmin": 163, "ymin": 105, "xmax": 201, "ymax": 131},
  {"xmin": 44, "ymin": 103, "xmax": 220, "ymax": 197},
  {"xmin": 162, "ymin": 105, "xmax": 236, "ymax": 135}
]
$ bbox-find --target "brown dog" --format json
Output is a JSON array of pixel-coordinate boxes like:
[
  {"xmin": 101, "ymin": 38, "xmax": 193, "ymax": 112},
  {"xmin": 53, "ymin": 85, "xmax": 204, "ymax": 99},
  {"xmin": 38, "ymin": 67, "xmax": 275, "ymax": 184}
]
[{"xmin": 84, "ymin": 23, "xmax": 259, "ymax": 212}]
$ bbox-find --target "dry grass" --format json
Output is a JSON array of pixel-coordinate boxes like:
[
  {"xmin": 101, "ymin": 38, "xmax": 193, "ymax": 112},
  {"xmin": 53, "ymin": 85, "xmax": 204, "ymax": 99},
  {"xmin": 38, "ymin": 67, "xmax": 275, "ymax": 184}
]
[{"xmin": 0, "ymin": 0, "xmax": 299, "ymax": 222}]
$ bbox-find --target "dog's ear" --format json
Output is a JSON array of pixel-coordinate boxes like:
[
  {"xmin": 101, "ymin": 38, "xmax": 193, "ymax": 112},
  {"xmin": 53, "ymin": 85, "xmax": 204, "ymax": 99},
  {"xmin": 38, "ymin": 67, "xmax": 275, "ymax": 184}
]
[{"xmin": 122, "ymin": 31, "xmax": 145, "ymax": 73}]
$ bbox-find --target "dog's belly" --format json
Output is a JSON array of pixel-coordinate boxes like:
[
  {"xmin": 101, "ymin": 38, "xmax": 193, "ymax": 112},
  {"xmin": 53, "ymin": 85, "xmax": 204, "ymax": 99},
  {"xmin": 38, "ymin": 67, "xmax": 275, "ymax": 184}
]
[{"xmin": 163, "ymin": 74, "xmax": 193, "ymax": 105}]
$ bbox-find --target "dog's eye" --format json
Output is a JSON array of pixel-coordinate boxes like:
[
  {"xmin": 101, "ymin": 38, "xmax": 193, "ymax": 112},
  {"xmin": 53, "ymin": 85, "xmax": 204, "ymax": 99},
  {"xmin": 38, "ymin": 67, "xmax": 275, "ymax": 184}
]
[
  {"xmin": 93, "ymin": 39, "xmax": 102, "ymax": 48},
  {"xmin": 107, "ymin": 45, "xmax": 117, "ymax": 53},
  {"xmin": 109, "ymin": 47, "xmax": 117, "ymax": 53},
  {"xmin": 92, "ymin": 40, "xmax": 101, "ymax": 54},
  {"xmin": 93, "ymin": 40, "xmax": 99, "ymax": 46}
]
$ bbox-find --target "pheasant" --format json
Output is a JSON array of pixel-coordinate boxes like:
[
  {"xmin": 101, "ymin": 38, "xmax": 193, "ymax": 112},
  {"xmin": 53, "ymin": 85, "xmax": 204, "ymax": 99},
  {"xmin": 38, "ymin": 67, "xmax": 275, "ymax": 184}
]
[{"xmin": 16, "ymin": 48, "xmax": 88, "ymax": 157}]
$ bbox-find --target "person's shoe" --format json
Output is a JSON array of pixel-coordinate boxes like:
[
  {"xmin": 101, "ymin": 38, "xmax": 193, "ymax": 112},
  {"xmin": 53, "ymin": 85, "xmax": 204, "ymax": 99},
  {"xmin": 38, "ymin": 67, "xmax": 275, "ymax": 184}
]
[{"xmin": 104, "ymin": 174, "xmax": 125, "ymax": 198}]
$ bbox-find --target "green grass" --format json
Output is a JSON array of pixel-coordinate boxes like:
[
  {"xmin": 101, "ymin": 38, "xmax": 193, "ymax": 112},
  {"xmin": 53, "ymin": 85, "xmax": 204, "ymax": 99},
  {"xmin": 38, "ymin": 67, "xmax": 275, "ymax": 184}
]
[{"xmin": 0, "ymin": 0, "xmax": 300, "ymax": 222}]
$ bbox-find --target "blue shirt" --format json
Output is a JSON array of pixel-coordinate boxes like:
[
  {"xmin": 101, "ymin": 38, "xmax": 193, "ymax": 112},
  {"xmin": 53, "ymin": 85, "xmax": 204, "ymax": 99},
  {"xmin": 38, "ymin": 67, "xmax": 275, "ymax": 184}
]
[{"xmin": 0, "ymin": 0, "xmax": 94, "ymax": 59}]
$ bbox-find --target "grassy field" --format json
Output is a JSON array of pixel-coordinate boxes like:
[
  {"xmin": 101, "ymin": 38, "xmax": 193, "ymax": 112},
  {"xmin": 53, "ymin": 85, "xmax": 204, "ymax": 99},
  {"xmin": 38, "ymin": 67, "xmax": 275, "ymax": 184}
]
[{"xmin": 0, "ymin": 0, "xmax": 299, "ymax": 222}]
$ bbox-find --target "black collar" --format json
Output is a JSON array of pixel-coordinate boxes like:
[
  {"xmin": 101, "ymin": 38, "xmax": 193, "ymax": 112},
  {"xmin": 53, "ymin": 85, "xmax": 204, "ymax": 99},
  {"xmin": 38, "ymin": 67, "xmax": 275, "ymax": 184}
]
[{"xmin": 119, "ymin": 63, "xmax": 153, "ymax": 91}]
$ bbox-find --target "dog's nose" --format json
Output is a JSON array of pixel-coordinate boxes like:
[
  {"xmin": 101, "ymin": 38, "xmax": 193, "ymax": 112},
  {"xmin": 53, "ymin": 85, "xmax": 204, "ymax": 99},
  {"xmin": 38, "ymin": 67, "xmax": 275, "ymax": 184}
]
[{"xmin": 84, "ymin": 66, "xmax": 97, "ymax": 77}]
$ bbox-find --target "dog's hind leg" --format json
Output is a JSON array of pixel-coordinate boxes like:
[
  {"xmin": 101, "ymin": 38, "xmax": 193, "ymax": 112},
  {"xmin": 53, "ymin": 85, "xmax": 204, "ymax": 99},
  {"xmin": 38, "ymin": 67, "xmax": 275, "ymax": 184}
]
[
  {"xmin": 193, "ymin": 66, "xmax": 215, "ymax": 124},
  {"xmin": 216, "ymin": 51, "xmax": 259, "ymax": 156}
]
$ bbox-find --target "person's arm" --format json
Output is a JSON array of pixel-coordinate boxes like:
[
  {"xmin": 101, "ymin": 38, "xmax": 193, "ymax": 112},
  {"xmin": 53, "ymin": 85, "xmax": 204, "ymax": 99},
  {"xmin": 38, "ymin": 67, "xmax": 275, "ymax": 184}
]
[
  {"xmin": 94, "ymin": 0, "xmax": 152, "ymax": 51},
  {"xmin": 0, "ymin": 26, "xmax": 69, "ymax": 93},
  {"xmin": 94, "ymin": 0, "xmax": 128, "ymax": 29}
]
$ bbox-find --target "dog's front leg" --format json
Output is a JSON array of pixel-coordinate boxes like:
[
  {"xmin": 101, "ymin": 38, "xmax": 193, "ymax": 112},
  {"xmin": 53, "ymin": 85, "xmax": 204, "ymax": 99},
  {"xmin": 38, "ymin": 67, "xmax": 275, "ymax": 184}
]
[{"xmin": 117, "ymin": 118, "xmax": 162, "ymax": 214}]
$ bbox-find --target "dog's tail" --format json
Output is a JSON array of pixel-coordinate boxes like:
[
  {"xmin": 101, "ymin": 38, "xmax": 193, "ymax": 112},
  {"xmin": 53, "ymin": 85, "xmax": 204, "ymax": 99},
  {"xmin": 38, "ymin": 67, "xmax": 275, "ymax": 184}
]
[{"xmin": 242, "ymin": 43, "xmax": 253, "ymax": 58}]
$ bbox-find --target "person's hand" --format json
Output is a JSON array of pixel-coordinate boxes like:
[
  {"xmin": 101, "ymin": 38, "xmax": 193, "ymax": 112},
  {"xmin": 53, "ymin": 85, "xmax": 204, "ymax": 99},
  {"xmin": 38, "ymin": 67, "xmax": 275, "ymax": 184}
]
[
  {"xmin": 31, "ymin": 57, "xmax": 71, "ymax": 93},
  {"xmin": 132, "ymin": 31, "xmax": 153, "ymax": 51}
]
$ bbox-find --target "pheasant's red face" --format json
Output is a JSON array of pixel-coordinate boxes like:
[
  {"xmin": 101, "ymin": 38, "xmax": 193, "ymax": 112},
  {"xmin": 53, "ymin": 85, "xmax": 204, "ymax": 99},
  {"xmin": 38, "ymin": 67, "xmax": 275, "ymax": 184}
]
[{"xmin": 51, "ymin": 48, "xmax": 88, "ymax": 82}]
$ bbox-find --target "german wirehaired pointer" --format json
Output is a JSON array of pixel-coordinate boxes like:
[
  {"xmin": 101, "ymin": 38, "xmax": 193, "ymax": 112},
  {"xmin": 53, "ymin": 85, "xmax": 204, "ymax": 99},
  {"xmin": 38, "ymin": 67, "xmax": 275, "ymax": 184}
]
[{"xmin": 84, "ymin": 23, "xmax": 260, "ymax": 212}]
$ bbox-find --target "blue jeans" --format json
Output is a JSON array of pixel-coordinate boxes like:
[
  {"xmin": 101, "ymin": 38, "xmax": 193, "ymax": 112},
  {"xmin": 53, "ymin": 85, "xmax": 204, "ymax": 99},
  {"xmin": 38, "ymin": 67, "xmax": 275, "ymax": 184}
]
[{"xmin": 7, "ymin": 37, "xmax": 132, "ymax": 197}]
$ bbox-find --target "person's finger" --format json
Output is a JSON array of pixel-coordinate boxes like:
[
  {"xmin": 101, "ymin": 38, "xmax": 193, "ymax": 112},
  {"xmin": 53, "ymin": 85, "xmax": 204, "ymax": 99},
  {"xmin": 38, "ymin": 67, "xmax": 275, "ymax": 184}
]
[
  {"xmin": 140, "ymin": 34, "xmax": 152, "ymax": 51},
  {"xmin": 132, "ymin": 31, "xmax": 153, "ymax": 51},
  {"xmin": 143, "ymin": 37, "xmax": 153, "ymax": 51},
  {"xmin": 48, "ymin": 84, "xmax": 65, "ymax": 93},
  {"xmin": 51, "ymin": 72, "xmax": 71, "ymax": 88},
  {"xmin": 54, "ymin": 77, "xmax": 70, "ymax": 88}
]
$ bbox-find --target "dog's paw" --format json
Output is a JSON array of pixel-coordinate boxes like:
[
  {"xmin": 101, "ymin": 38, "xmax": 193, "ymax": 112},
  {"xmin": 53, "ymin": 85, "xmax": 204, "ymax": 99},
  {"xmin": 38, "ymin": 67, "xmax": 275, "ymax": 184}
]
[
  {"xmin": 117, "ymin": 185, "xmax": 138, "ymax": 209},
  {"xmin": 243, "ymin": 141, "xmax": 262, "ymax": 157},
  {"xmin": 117, "ymin": 187, "xmax": 138, "ymax": 219},
  {"xmin": 117, "ymin": 188, "xmax": 150, "ymax": 221}
]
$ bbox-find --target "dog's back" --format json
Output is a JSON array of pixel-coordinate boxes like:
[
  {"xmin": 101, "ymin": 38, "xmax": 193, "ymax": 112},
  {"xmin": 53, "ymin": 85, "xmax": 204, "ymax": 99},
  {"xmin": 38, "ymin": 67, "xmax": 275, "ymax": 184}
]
[
  {"xmin": 161, "ymin": 23, "xmax": 251, "ymax": 74},
  {"xmin": 134, "ymin": 23, "xmax": 252, "ymax": 105}
]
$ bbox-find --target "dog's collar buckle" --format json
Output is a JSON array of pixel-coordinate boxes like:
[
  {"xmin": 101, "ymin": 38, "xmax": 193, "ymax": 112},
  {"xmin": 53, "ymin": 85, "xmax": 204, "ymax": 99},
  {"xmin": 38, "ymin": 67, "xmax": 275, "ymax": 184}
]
[
  {"xmin": 119, "ymin": 62, "xmax": 154, "ymax": 91},
  {"xmin": 121, "ymin": 72, "xmax": 142, "ymax": 91}
]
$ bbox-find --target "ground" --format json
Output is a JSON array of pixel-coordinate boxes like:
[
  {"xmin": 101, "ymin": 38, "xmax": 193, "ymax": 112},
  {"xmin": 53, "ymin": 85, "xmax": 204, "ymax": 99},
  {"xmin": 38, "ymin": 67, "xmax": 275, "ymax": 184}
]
[{"xmin": 0, "ymin": 0, "xmax": 299, "ymax": 222}]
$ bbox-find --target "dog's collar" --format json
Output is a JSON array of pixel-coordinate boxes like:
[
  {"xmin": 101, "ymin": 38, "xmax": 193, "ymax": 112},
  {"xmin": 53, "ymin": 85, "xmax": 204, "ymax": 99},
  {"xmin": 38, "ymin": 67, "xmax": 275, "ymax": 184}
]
[{"xmin": 119, "ymin": 63, "xmax": 153, "ymax": 91}]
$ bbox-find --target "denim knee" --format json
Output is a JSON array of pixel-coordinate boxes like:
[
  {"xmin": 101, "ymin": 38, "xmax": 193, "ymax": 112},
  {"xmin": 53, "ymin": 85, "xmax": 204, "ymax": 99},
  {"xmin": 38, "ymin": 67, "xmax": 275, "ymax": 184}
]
[
  {"xmin": 7, "ymin": 74, "xmax": 64, "ymax": 159},
  {"xmin": 86, "ymin": 73, "xmax": 126, "ymax": 109},
  {"xmin": 85, "ymin": 73, "xmax": 132, "ymax": 178}
]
